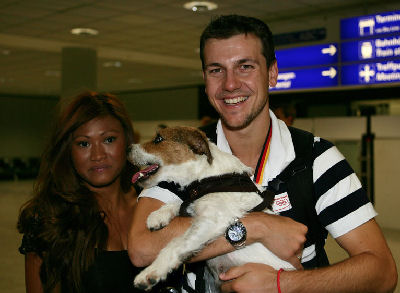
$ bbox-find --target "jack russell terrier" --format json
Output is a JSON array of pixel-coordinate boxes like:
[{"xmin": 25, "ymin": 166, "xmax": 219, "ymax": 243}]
[{"xmin": 128, "ymin": 126, "xmax": 295, "ymax": 290}]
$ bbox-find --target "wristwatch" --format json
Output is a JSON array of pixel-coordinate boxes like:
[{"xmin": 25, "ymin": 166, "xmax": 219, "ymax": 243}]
[{"xmin": 225, "ymin": 218, "xmax": 247, "ymax": 249}]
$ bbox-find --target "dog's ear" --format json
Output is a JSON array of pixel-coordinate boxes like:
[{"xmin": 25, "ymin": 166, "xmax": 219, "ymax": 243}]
[{"xmin": 184, "ymin": 128, "xmax": 213, "ymax": 164}]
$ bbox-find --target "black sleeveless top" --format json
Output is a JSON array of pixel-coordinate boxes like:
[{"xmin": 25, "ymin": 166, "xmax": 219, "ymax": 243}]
[
  {"xmin": 19, "ymin": 221, "xmax": 183, "ymax": 293},
  {"xmin": 82, "ymin": 250, "xmax": 142, "ymax": 293},
  {"xmin": 81, "ymin": 250, "xmax": 183, "ymax": 293}
]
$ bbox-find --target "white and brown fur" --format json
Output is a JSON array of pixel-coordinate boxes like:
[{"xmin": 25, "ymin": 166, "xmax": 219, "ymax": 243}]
[{"xmin": 128, "ymin": 126, "xmax": 295, "ymax": 291}]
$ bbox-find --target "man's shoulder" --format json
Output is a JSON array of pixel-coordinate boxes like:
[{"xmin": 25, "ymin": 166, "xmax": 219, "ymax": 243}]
[
  {"xmin": 287, "ymin": 126, "xmax": 314, "ymax": 139},
  {"xmin": 286, "ymin": 126, "xmax": 314, "ymax": 160}
]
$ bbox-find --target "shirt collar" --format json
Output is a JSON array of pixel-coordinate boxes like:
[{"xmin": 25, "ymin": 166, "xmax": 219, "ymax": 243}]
[{"xmin": 216, "ymin": 110, "xmax": 295, "ymax": 186}]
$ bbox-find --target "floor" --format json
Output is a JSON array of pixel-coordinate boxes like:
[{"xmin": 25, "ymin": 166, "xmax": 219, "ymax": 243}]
[{"xmin": 1, "ymin": 180, "xmax": 399, "ymax": 292}]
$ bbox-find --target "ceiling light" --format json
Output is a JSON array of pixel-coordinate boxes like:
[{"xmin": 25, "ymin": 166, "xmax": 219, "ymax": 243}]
[
  {"xmin": 183, "ymin": 1, "xmax": 217, "ymax": 12},
  {"xmin": 103, "ymin": 61, "xmax": 122, "ymax": 68},
  {"xmin": 70, "ymin": 27, "xmax": 99, "ymax": 36}
]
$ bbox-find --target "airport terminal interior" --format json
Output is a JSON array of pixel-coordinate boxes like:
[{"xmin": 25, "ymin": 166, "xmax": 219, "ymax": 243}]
[{"xmin": 1, "ymin": 0, "xmax": 400, "ymax": 292}]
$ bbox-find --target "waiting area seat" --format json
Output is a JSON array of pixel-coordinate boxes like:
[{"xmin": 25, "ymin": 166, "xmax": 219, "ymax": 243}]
[{"xmin": 0, "ymin": 157, "xmax": 40, "ymax": 180}]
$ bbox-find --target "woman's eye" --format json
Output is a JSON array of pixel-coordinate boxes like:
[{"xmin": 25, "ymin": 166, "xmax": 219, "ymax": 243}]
[
  {"xmin": 104, "ymin": 136, "xmax": 116, "ymax": 144},
  {"xmin": 153, "ymin": 134, "xmax": 164, "ymax": 144},
  {"xmin": 77, "ymin": 141, "xmax": 89, "ymax": 148}
]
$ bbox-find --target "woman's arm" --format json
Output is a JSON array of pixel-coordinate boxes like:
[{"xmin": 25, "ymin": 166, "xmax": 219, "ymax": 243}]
[{"xmin": 25, "ymin": 252, "xmax": 43, "ymax": 293}]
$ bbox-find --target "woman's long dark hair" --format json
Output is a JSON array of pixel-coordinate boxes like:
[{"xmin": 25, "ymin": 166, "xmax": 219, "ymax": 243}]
[{"xmin": 17, "ymin": 91, "xmax": 136, "ymax": 292}]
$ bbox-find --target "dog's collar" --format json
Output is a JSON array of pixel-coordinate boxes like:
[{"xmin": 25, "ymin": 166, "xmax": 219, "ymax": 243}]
[{"xmin": 157, "ymin": 173, "xmax": 275, "ymax": 216}]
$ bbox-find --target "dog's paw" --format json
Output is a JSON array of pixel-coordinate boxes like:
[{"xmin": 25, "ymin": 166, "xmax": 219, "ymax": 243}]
[
  {"xmin": 146, "ymin": 211, "xmax": 168, "ymax": 230},
  {"xmin": 146, "ymin": 204, "xmax": 180, "ymax": 230},
  {"xmin": 134, "ymin": 267, "xmax": 162, "ymax": 291}
]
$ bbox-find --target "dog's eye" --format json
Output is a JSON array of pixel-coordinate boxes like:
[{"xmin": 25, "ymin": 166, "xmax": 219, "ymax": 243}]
[{"xmin": 153, "ymin": 134, "xmax": 164, "ymax": 144}]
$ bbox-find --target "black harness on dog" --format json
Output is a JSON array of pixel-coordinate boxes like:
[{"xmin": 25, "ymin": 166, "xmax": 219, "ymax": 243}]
[
  {"xmin": 156, "ymin": 173, "xmax": 275, "ymax": 293},
  {"xmin": 156, "ymin": 123, "xmax": 329, "ymax": 292},
  {"xmin": 157, "ymin": 172, "xmax": 275, "ymax": 217}
]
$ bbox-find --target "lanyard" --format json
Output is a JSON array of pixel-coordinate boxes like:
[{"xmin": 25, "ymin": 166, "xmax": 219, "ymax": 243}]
[{"xmin": 253, "ymin": 119, "xmax": 272, "ymax": 184}]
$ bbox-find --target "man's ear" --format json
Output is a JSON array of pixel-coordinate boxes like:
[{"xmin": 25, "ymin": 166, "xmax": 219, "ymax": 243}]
[
  {"xmin": 202, "ymin": 70, "xmax": 208, "ymax": 95},
  {"xmin": 268, "ymin": 60, "xmax": 278, "ymax": 87},
  {"xmin": 202, "ymin": 73, "xmax": 209, "ymax": 97}
]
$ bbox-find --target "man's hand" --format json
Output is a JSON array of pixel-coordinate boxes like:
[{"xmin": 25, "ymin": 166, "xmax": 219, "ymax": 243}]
[
  {"xmin": 219, "ymin": 263, "xmax": 279, "ymax": 293},
  {"xmin": 220, "ymin": 220, "xmax": 398, "ymax": 293},
  {"xmin": 243, "ymin": 212, "xmax": 306, "ymax": 269}
]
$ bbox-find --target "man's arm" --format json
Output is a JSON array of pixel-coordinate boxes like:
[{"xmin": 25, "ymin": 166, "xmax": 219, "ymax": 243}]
[
  {"xmin": 220, "ymin": 219, "xmax": 398, "ymax": 293},
  {"xmin": 189, "ymin": 211, "xmax": 306, "ymax": 270},
  {"xmin": 128, "ymin": 197, "xmax": 306, "ymax": 269}
]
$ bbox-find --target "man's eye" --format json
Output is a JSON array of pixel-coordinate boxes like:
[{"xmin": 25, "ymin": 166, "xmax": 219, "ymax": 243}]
[
  {"xmin": 209, "ymin": 68, "xmax": 221, "ymax": 74},
  {"xmin": 153, "ymin": 134, "xmax": 164, "ymax": 144},
  {"xmin": 105, "ymin": 136, "xmax": 116, "ymax": 144},
  {"xmin": 77, "ymin": 141, "xmax": 89, "ymax": 148},
  {"xmin": 241, "ymin": 64, "xmax": 254, "ymax": 70}
]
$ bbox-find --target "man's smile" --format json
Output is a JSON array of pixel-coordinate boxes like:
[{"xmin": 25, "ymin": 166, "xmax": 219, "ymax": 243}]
[{"xmin": 223, "ymin": 96, "xmax": 249, "ymax": 105}]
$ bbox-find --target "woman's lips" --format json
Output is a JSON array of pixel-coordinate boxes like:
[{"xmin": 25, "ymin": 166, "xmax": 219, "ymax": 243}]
[{"xmin": 90, "ymin": 165, "xmax": 110, "ymax": 172}]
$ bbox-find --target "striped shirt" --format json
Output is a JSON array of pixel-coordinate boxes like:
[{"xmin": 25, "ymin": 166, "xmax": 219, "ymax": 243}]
[
  {"xmin": 139, "ymin": 110, "xmax": 377, "ymax": 269},
  {"xmin": 312, "ymin": 137, "xmax": 376, "ymax": 239},
  {"xmin": 215, "ymin": 111, "xmax": 377, "ymax": 265}
]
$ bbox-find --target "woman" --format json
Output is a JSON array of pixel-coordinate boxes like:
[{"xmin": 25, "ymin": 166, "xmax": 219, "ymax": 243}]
[{"xmin": 17, "ymin": 92, "xmax": 173, "ymax": 292}]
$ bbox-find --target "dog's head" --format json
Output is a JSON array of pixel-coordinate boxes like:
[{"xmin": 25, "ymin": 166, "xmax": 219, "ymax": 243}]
[{"xmin": 128, "ymin": 126, "xmax": 213, "ymax": 188}]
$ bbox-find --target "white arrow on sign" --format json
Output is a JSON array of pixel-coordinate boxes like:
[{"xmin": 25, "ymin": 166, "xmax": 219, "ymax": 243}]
[
  {"xmin": 321, "ymin": 44, "xmax": 337, "ymax": 56},
  {"xmin": 322, "ymin": 67, "xmax": 337, "ymax": 78}
]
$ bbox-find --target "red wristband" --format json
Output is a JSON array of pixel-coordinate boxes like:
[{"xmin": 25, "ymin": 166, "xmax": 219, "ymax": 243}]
[{"xmin": 277, "ymin": 268, "xmax": 284, "ymax": 293}]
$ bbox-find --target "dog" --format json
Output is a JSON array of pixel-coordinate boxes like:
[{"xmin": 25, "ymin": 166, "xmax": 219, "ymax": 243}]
[{"xmin": 128, "ymin": 126, "xmax": 295, "ymax": 291}]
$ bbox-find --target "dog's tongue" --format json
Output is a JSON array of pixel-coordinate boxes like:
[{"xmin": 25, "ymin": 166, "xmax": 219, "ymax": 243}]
[{"xmin": 132, "ymin": 164, "xmax": 159, "ymax": 184}]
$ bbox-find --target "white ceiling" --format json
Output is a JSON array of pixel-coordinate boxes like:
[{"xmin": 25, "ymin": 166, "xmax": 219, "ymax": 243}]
[{"xmin": 0, "ymin": 0, "xmax": 399, "ymax": 96}]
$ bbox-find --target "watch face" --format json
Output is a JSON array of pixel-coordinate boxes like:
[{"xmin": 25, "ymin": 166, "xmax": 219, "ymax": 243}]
[
  {"xmin": 227, "ymin": 224, "xmax": 244, "ymax": 241},
  {"xmin": 226, "ymin": 220, "xmax": 247, "ymax": 246}
]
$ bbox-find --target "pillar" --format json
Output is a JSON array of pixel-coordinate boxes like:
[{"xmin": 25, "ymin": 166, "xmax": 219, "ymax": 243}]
[{"xmin": 61, "ymin": 47, "xmax": 97, "ymax": 98}]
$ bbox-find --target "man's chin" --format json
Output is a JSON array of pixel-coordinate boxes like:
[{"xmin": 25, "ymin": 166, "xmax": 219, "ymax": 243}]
[{"xmin": 221, "ymin": 117, "xmax": 252, "ymax": 131}]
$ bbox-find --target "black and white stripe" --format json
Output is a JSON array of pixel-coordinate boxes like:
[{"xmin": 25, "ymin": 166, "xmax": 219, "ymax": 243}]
[{"xmin": 312, "ymin": 137, "xmax": 376, "ymax": 238}]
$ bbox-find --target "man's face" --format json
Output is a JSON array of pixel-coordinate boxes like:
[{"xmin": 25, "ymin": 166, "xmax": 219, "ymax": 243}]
[{"xmin": 203, "ymin": 34, "xmax": 278, "ymax": 130}]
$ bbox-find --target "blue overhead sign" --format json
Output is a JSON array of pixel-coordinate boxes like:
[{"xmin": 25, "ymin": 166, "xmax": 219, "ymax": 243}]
[
  {"xmin": 341, "ymin": 36, "xmax": 400, "ymax": 62},
  {"xmin": 341, "ymin": 10, "xmax": 400, "ymax": 40},
  {"xmin": 341, "ymin": 60, "xmax": 400, "ymax": 86},
  {"xmin": 276, "ymin": 43, "xmax": 338, "ymax": 69},
  {"xmin": 270, "ymin": 66, "xmax": 338, "ymax": 91},
  {"xmin": 270, "ymin": 10, "xmax": 400, "ymax": 91}
]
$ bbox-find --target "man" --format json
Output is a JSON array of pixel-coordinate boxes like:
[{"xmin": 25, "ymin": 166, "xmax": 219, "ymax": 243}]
[{"xmin": 129, "ymin": 15, "xmax": 397, "ymax": 292}]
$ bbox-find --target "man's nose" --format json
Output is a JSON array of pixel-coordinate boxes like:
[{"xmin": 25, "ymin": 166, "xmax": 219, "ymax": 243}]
[{"xmin": 223, "ymin": 70, "xmax": 241, "ymax": 91}]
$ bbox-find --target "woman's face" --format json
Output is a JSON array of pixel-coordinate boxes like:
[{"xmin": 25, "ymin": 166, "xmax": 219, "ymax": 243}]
[{"xmin": 71, "ymin": 115, "xmax": 127, "ymax": 189}]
